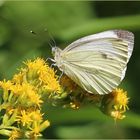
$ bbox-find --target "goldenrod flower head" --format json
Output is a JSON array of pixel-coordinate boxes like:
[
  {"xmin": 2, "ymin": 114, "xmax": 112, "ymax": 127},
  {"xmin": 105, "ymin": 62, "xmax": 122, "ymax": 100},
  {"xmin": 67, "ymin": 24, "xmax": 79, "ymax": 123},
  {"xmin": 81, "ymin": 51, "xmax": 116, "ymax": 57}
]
[
  {"xmin": 25, "ymin": 58, "xmax": 47, "ymax": 72},
  {"xmin": 39, "ymin": 67, "xmax": 61, "ymax": 93},
  {"xmin": 12, "ymin": 72, "xmax": 25, "ymax": 84},
  {"xmin": 26, "ymin": 88, "xmax": 43, "ymax": 108},
  {"xmin": 32, "ymin": 122, "xmax": 40, "ymax": 134},
  {"xmin": 16, "ymin": 110, "xmax": 32, "ymax": 126},
  {"xmin": 0, "ymin": 80, "xmax": 13, "ymax": 91},
  {"xmin": 15, "ymin": 83, "xmax": 42, "ymax": 107},
  {"xmin": 24, "ymin": 58, "xmax": 61, "ymax": 93},
  {"xmin": 28, "ymin": 120, "xmax": 50, "ymax": 139},
  {"xmin": 43, "ymin": 78, "xmax": 61, "ymax": 93},
  {"xmin": 0, "ymin": 80, "xmax": 13, "ymax": 101},
  {"xmin": 30, "ymin": 110, "xmax": 43, "ymax": 122},
  {"xmin": 10, "ymin": 84, "xmax": 23, "ymax": 96},
  {"xmin": 112, "ymin": 88, "xmax": 129, "ymax": 111},
  {"xmin": 25, "ymin": 57, "xmax": 48, "ymax": 79},
  {"xmin": 100, "ymin": 88, "xmax": 129, "ymax": 120},
  {"xmin": 28, "ymin": 122, "xmax": 42, "ymax": 139},
  {"xmin": 9, "ymin": 129, "xmax": 21, "ymax": 140}
]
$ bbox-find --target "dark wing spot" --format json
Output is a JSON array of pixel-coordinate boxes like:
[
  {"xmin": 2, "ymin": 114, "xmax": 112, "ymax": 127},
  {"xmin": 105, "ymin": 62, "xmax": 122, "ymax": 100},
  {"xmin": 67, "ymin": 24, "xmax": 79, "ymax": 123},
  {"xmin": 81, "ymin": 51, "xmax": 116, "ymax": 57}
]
[{"xmin": 114, "ymin": 30, "xmax": 134, "ymax": 42}]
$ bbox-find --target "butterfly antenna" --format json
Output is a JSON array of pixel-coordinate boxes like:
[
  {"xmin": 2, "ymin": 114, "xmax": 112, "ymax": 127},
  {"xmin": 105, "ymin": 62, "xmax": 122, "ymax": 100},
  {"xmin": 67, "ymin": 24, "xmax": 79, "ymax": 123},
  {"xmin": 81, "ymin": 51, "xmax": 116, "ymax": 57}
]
[
  {"xmin": 44, "ymin": 28, "xmax": 56, "ymax": 48},
  {"xmin": 48, "ymin": 41, "xmax": 53, "ymax": 49},
  {"xmin": 49, "ymin": 32, "xmax": 56, "ymax": 47}
]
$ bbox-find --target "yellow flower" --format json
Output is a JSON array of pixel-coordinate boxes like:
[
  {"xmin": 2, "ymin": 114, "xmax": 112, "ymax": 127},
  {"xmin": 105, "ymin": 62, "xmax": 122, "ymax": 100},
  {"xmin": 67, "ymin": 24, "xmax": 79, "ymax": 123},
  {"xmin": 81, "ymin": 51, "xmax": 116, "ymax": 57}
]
[
  {"xmin": 28, "ymin": 122, "xmax": 42, "ymax": 139},
  {"xmin": 43, "ymin": 79, "xmax": 61, "ymax": 93},
  {"xmin": 30, "ymin": 110, "xmax": 43, "ymax": 122},
  {"xmin": 112, "ymin": 88, "xmax": 129, "ymax": 111},
  {"xmin": 9, "ymin": 129, "xmax": 21, "ymax": 140},
  {"xmin": 0, "ymin": 80, "xmax": 13, "ymax": 101},
  {"xmin": 25, "ymin": 58, "xmax": 47, "ymax": 72},
  {"xmin": 12, "ymin": 72, "xmax": 24, "ymax": 84},
  {"xmin": 25, "ymin": 58, "xmax": 49, "ymax": 79},
  {"xmin": 0, "ymin": 58, "xmax": 55, "ymax": 139},
  {"xmin": 11, "ymin": 83, "xmax": 43, "ymax": 107},
  {"xmin": 101, "ymin": 88, "xmax": 129, "ymax": 120},
  {"xmin": 24, "ymin": 58, "xmax": 61, "ymax": 93},
  {"xmin": 16, "ymin": 110, "xmax": 32, "ymax": 126},
  {"xmin": 27, "ymin": 89, "xmax": 43, "ymax": 107},
  {"xmin": 29, "ymin": 120, "xmax": 50, "ymax": 139},
  {"xmin": 21, "ymin": 83, "xmax": 43, "ymax": 107},
  {"xmin": 0, "ymin": 80, "xmax": 13, "ymax": 90},
  {"xmin": 10, "ymin": 84, "xmax": 23, "ymax": 96},
  {"xmin": 39, "ymin": 68, "xmax": 61, "ymax": 93}
]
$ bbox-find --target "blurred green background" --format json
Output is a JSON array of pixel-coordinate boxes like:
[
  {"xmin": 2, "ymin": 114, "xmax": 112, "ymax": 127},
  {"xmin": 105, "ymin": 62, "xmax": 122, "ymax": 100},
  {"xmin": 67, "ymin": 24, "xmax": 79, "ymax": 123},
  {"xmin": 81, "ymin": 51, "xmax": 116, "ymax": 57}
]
[{"xmin": 0, "ymin": 1, "xmax": 140, "ymax": 139}]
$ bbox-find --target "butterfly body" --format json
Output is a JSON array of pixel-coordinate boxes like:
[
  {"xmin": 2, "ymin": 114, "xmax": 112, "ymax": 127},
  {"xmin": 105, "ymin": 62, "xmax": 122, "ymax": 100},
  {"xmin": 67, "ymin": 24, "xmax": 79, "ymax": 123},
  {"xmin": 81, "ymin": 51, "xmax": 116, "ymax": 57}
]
[{"xmin": 52, "ymin": 30, "xmax": 134, "ymax": 95}]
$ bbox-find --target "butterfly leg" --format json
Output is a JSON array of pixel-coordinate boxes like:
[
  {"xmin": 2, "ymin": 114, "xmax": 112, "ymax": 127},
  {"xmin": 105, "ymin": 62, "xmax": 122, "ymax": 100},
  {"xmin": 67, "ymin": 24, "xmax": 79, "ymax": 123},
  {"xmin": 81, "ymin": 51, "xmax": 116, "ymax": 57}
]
[
  {"xmin": 59, "ymin": 70, "xmax": 64, "ymax": 81},
  {"xmin": 46, "ymin": 57, "xmax": 55, "ymax": 63}
]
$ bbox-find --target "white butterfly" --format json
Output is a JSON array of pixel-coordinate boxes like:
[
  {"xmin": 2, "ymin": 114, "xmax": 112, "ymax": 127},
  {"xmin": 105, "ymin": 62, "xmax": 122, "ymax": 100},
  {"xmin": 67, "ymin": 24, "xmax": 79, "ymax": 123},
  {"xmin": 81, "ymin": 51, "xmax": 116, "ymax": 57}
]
[{"xmin": 52, "ymin": 30, "xmax": 134, "ymax": 95}]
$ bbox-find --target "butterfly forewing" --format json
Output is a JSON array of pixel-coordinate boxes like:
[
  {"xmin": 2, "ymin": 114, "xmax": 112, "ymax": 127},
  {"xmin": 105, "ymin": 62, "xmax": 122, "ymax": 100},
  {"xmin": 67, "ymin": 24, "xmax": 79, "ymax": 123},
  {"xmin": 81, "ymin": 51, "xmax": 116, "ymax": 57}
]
[{"xmin": 56, "ymin": 30, "xmax": 134, "ymax": 95}]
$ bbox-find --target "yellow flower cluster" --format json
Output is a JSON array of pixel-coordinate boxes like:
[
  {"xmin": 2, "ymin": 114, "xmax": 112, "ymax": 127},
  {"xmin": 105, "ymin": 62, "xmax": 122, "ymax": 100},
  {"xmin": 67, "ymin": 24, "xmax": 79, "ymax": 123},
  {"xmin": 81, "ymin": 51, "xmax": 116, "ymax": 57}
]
[
  {"xmin": 13, "ymin": 58, "xmax": 61, "ymax": 93},
  {"xmin": 0, "ymin": 58, "xmax": 60, "ymax": 139},
  {"xmin": 0, "ymin": 57, "xmax": 130, "ymax": 139},
  {"xmin": 101, "ymin": 88, "xmax": 129, "ymax": 120}
]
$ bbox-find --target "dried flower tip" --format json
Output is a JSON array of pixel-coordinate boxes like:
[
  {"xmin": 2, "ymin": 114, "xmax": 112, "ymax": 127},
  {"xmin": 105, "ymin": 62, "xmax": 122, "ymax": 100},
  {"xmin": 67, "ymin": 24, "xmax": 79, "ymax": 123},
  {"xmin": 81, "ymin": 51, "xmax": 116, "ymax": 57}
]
[
  {"xmin": 70, "ymin": 102, "xmax": 80, "ymax": 109},
  {"xmin": 111, "ymin": 110, "xmax": 126, "ymax": 120}
]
